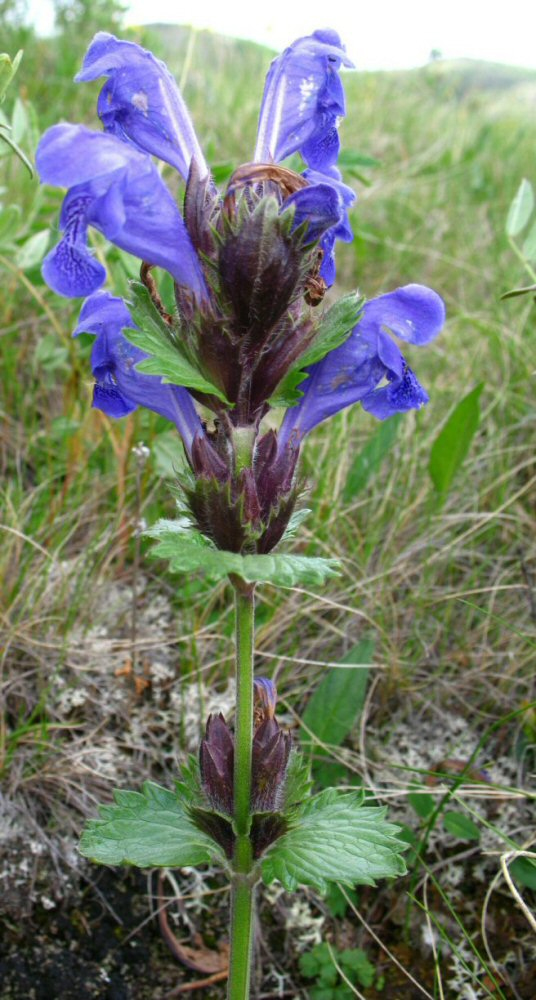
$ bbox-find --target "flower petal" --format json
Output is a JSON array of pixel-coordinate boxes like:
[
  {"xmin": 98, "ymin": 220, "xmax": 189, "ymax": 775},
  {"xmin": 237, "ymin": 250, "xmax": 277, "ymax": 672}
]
[
  {"xmin": 284, "ymin": 181, "xmax": 342, "ymax": 242},
  {"xmin": 362, "ymin": 362, "xmax": 429, "ymax": 420},
  {"xmin": 74, "ymin": 291, "xmax": 203, "ymax": 453},
  {"xmin": 303, "ymin": 166, "xmax": 355, "ymax": 285},
  {"xmin": 277, "ymin": 284, "xmax": 445, "ymax": 445},
  {"xmin": 254, "ymin": 29, "xmax": 353, "ymax": 166},
  {"xmin": 361, "ymin": 284, "xmax": 446, "ymax": 346},
  {"xmin": 76, "ymin": 32, "xmax": 208, "ymax": 180},
  {"xmin": 37, "ymin": 125, "xmax": 208, "ymax": 300}
]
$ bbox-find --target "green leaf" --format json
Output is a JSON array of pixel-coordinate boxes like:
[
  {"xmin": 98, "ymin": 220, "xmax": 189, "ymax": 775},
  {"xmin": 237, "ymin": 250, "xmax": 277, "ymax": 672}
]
[
  {"xmin": 79, "ymin": 780, "xmax": 218, "ymax": 867},
  {"xmin": 500, "ymin": 282, "xmax": 536, "ymax": 301},
  {"xmin": 442, "ymin": 811, "xmax": 481, "ymax": 841},
  {"xmin": 509, "ymin": 856, "xmax": 536, "ymax": 890},
  {"xmin": 343, "ymin": 415, "xmax": 401, "ymax": 501},
  {"xmin": 429, "ymin": 383, "xmax": 483, "ymax": 499},
  {"xmin": 297, "ymin": 294, "xmax": 364, "ymax": 369},
  {"xmin": 340, "ymin": 948, "xmax": 375, "ymax": 987},
  {"xmin": 11, "ymin": 96, "xmax": 28, "ymax": 144},
  {"xmin": 324, "ymin": 882, "xmax": 358, "ymax": 918},
  {"xmin": 339, "ymin": 149, "xmax": 381, "ymax": 171},
  {"xmin": 269, "ymin": 293, "xmax": 364, "ymax": 407},
  {"xmin": 408, "ymin": 790, "xmax": 435, "ymax": 819},
  {"xmin": 0, "ymin": 51, "xmax": 22, "ymax": 103},
  {"xmin": 125, "ymin": 282, "xmax": 230, "ymax": 402},
  {"xmin": 506, "ymin": 178, "xmax": 534, "ymax": 237},
  {"xmin": 145, "ymin": 519, "xmax": 340, "ymax": 587},
  {"xmin": 281, "ymin": 507, "xmax": 311, "ymax": 540},
  {"xmin": 0, "ymin": 202, "xmax": 21, "ymax": 244},
  {"xmin": 261, "ymin": 788, "xmax": 407, "ymax": 893},
  {"xmin": 522, "ymin": 219, "xmax": 536, "ymax": 263},
  {"xmin": 302, "ymin": 639, "xmax": 374, "ymax": 755},
  {"xmin": 282, "ymin": 749, "xmax": 313, "ymax": 811},
  {"xmin": 16, "ymin": 229, "xmax": 50, "ymax": 270}
]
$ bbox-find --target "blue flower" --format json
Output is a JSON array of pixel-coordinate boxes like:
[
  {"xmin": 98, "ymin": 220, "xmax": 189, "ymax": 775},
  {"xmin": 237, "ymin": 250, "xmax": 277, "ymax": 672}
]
[
  {"xmin": 37, "ymin": 125, "xmax": 208, "ymax": 301},
  {"xmin": 277, "ymin": 285, "xmax": 446, "ymax": 450},
  {"xmin": 254, "ymin": 29, "xmax": 356, "ymax": 283},
  {"xmin": 254, "ymin": 29, "xmax": 353, "ymax": 170},
  {"xmin": 75, "ymin": 33, "xmax": 209, "ymax": 180},
  {"xmin": 73, "ymin": 291, "xmax": 203, "ymax": 455},
  {"xmin": 37, "ymin": 28, "xmax": 354, "ymax": 300}
]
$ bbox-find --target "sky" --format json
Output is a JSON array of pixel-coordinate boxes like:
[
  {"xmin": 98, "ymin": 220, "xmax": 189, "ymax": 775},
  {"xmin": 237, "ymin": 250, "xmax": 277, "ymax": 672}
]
[{"xmin": 25, "ymin": 0, "xmax": 536, "ymax": 72}]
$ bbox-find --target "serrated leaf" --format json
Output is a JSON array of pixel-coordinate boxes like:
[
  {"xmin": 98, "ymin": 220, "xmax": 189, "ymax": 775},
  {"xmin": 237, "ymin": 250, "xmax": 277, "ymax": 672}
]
[
  {"xmin": 340, "ymin": 948, "xmax": 375, "ymax": 986},
  {"xmin": 522, "ymin": 219, "xmax": 536, "ymax": 263},
  {"xmin": 442, "ymin": 811, "xmax": 481, "ymax": 841},
  {"xmin": 16, "ymin": 229, "xmax": 50, "ymax": 270},
  {"xmin": 125, "ymin": 282, "xmax": 230, "ymax": 402},
  {"xmin": 506, "ymin": 178, "xmax": 534, "ymax": 237},
  {"xmin": 297, "ymin": 294, "xmax": 364, "ymax": 369},
  {"xmin": 282, "ymin": 507, "xmax": 311, "ymax": 540},
  {"xmin": 145, "ymin": 519, "xmax": 340, "ymax": 587},
  {"xmin": 302, "ymin": 639, "xmax": 374, "ymax": 756},
  {"xmin": 282, "ymin": 750, "xmax": 313, "ymax": 810},
  {"xmin": 429, "ymin": 383, "xmax": 483, "ymax": 499},
  {"xmin": 261, "ymin": 789, "xmax": 407, "ymax": 893},
  {"xmin": 343, "ymin": 415, "xmax": 401, "ymax": 501},
  {"xmin": 324, "ymin": 882, "xmax": 358, "ymax": 917},
  {"xmin": 269, "ymin": 293, "xmax": 363, "ymax": 407},
  {"xmin": 79, "ymin": 780, "xmax": 218, "ymax": 867}
]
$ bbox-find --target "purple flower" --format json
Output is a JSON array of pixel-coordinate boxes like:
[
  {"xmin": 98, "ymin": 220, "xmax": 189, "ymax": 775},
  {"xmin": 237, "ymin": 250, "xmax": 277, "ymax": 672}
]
[
  {"xmin": 73, "ymin": 291, "xmax": 203, "ymax": 455},
  {"xmin": 254, "ymin": 29, "xmax": 353, "ymax": 168},
  {"xmin": 37, "ymin": 29, "xmax": 354, "ymax": 304},
  {"xmin": 37, "ymin": 125, "xmax": 207, "ymax": 301},
  {"xmin": 254, "ymin": 29, "xmax": 355, "ymax": 285},
  {"xmin": 278, "ymin": 285, "xmax": 446, "ymax": 450},
  {"xmin": 75, "ymin": 33, "xmax": 209, "ymax": 180}
]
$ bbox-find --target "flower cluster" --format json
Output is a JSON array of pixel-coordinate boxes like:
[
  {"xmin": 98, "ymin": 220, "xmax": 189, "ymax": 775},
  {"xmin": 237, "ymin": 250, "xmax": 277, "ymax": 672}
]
[
  {"xmin": 37, "ymin": 30, "xmax": 445, "ymax": 555},
  {"xmin": 193, "ymin": 678, "xmax": 292, "ymax": 858}
]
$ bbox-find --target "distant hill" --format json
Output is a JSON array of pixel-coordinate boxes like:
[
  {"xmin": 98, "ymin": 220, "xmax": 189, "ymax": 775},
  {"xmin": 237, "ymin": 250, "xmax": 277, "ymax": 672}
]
[{"xmin": 142, "ymin": 23, "xmax": 536, "ymax": 96}]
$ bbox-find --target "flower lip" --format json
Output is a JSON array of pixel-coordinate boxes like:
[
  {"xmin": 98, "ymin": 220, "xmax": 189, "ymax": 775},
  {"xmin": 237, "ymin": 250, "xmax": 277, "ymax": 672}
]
[{"xmin": 37, "ymin": 123, "xmax": 210, "ymax": 302}]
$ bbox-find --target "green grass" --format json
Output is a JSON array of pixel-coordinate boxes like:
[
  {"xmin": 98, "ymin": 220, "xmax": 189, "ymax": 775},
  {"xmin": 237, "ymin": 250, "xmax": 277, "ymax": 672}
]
[{"xmin": 1, "ymin": 18, "xmax": 535, "ymax": 1000}]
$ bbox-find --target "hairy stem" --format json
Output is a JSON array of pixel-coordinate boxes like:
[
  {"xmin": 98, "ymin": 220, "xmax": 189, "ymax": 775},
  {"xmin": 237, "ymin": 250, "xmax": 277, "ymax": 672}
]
[{"xmin": 227, "ymin": 582, "xmax": 256, "ymax": 999}]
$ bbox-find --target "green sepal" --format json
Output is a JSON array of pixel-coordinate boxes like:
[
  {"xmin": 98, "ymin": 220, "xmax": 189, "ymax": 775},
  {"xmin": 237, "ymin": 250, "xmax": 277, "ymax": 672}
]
[
  {"xmin": 269, "ymin": 293, "xmax": 364, "ymax": 407},
  {"xmin": 79, "ymin": 780, "xmax": 221, "ymax": 868},
  {"xmin": 144, "ymin": 519, "xmax": 341, "ymax": 587},
  {"xmin": 124, "ymin": 282, "xmax": 231, "ymax": 402},
  {"xmin": 261, "ymin": 788, "xmax": 407, "ymax": 893}
]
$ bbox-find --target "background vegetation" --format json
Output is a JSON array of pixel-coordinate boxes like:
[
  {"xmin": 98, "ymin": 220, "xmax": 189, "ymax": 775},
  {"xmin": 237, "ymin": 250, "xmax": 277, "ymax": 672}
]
[{"xmin": 1, "ymin": 3, "xmax": 535, "ymax": 997}]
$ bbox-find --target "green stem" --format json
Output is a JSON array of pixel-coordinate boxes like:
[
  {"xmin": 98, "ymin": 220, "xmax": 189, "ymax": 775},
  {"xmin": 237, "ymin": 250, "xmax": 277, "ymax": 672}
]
[{"xmin": 227, "ymin": 581, "xmax": 256, "ymax": 1000}]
